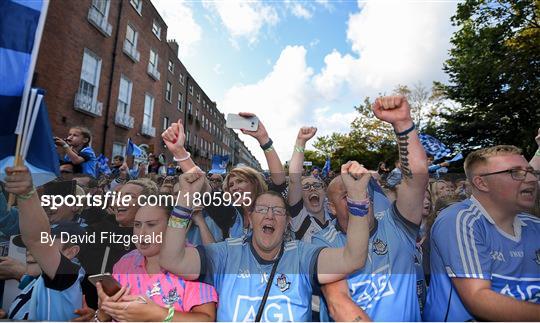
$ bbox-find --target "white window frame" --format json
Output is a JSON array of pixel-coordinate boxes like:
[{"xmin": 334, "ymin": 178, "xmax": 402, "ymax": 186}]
[
  {"xmin": 168, "ymin": 60, "xmax": 174, "ymax": 73},
  {"xmin": 188, "ymin": 101, "xmax": 192, "ymax": 114},
  {"xmin": 117, "ymin": 75, "xmax": 132, "ymax": 114},
  {"xmin": 189, "ymin": 85, "xmax": 193, "ymax": 95},
  {"xmin": 177, "ymin": 92, "xmax": 183, "ymax": 111},
  {"xmin": 179, "ymin": 73, "xmax": 184, "ymax": 85},
  {"xmin": 165, "ymin": 81, "xmax": 172, "ymax": 102},
  {"xmin": 152, "ymin": 20, "xmax": 161, "ymax": 39},
  {"xmin": 78, "ymin": 48, "xmax": 102, "ymax": 106},
  {"xmin": 149, "ymin": 49, "xmax": 158, "ymax": 68},
  {"xmin": 163, "ymin": 117, "xmax": 169, "ymax": 130},
  {"xmin": 143, "ymin": 94, "xmax": 154, "ymax": 127},
  {"xmin": 196, "ymin": 92, "xmax": 200, "ymax": 103},
  {"xmin": 112, "ymin": 142, "xmax": 126, "ymax": 159},
  {"xmin": 129, "ymin": 0, "xmax": 142, "ymax": 15}
]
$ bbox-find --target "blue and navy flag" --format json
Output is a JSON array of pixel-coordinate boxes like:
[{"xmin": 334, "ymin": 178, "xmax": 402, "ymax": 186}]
[
  {"xmin": 322, "ymin": 156, "xmax": 331, "ymax": 178},
  {"xmin": 0, "ymin": 0, "xmax": 58, "ymax": 186},
  {"xmin": 419, "ymin": 133, "xmax": 452, "ymax": 161},
  {"xmin": 210, "ymin": 155, "xmax": 229, "ymax": 174},
  {"xmin": 126, "ymin": 138, "xmax": 143, "ymax": 157},
  {"xmin": 96, "ymin": 154, "xmax": 111, "ymax": 176}
]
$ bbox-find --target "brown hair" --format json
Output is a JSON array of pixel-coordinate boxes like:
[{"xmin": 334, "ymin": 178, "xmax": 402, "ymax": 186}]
[
  {"xmin": 223, "ymin": 166, "xmax": 268, "ymax": 198},
  {"xmin": 71, "ymin": 126, "xmax": 92, "ymax": 147},
  {"xmin": 464, "ymin": 145, "xmax": 522, "ymax": 180}
]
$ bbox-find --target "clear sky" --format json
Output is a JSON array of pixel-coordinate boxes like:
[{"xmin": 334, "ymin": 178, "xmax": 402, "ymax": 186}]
[{"xmin": 152, "ymin": 0, "xmax": 460, "ymax": 168}]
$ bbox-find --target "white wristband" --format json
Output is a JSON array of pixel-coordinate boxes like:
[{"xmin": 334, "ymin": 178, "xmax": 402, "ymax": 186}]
[{"xmin": 173, "ymin": 151, "xmax": 191, "ymax": 162}]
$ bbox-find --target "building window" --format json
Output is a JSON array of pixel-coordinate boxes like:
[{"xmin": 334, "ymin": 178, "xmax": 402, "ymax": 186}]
[
  {"xmin": 189, "ymin": 85, "xmax": 193, "ymax": 95},
  {"xmin": 123, "ymin": 24, "xmax": 139, "ymax": 61},
  {"xmin": 118, "ymin": 75, "xmax": 132, "ymax": 114},
  {"xmin": 78, "ymin": 49, "xmax": 102, "ymax": 107},
  {"xmin": 149, "ymin": 49, "xmax": 158, "ymax": 69},
  {"xmin": 88, "ymin": 0, "xmax": 112, "ymax": 37},
  {"xmin": 196, "ymin": 92, "xmax": 200, "ymax": 103},
  {"xmin": 195, "ymin": 108, "xmax": 198, "ymax": 119},
  {"xmin": 179, "ymin": 73, "xmax": 184, "ymax": 84},
  {"xmin": 163, "ymin": 117, "xmax": 169, "ymax": 130},
  {"xmin": 186, "ymin": 130, "xmax": 191, "ymax": 145},
  {"xmin": 143, "ymin": 94, "xmax": 154, "ymax": 127},
  {"xmin": 165, "ymin": 81, "xmax": 172, "ymax": 102},
  {"xmin": 177, "ymin": 93, "xmax": 183, "ymax": 111},
  {"xmin": 129, "ymin": 0, "xmax": 142, "ymax": 14},
  {"xmin": 152, "ymin": 20, "xmax": 161, "ymax": 39},
  {"xmin": 112, "ymin": 142, "xmax": 126, "ymax": 158},
  {"xmin": 168, "ymin": 60, "xmax": 174, "ymax": 73},
  {"xmin": 188, "ymin": 101, "xmax": 192, "ymax": 114}
]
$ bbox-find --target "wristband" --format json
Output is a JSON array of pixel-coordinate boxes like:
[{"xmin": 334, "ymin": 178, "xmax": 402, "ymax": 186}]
[
  {"xmin": 93, "ymin": 309, "xmax": 103, "ymax": 322},
  {"xmin": 17, "ymin": 187, "xmax": 36, "ymax": 201},
  {"xmin": 62, "ymin": 144, "xmax": 70, "ymax": 149},
  {"xmin": 168, "ymin": 216, "xmax": 190, "ymax": 228},
  {"xmin": 164, "ymin": 306, "xmax": 175, "ymax": 322},
  {"xmin": 294, "ymin": 145, "xmax": 305, "ymax": 153},
  {"xmin": 346, "ymin": 197, "xmax": 370, "ymax": 217},
  {"xmin": 173, "ymin": 151, "xmax": 191, "ymax": 162},
  {"xmin": 260, "ymin": 138, "xmax": 273, "ymax": 151},
  {"xmin": 264, "ymin": 145, "xmax": 274, "ymax": 153},
  {"xmin": 171, "ymin": 206, "xmax": 192, "ymax": 219},
  {"xmin": 536, "ymin": 149, "xmax": 540, "ymax": 157},
  {"xmin": 394, "ymin": 123, "xmax": 415, "ymax": 137}
]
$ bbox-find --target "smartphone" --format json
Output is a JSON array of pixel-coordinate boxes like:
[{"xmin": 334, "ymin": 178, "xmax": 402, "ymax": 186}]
[
  {"xmin": 226, "ymin": 114, "xmax": 259, "ymax": 131},
  {"xmin": 88, "ymin": 273, "xmax": 122, "ymax": 296}
]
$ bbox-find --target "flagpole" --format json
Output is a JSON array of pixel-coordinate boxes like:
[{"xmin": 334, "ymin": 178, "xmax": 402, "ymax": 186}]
[{"xmin": 8, "ymin": 0, "xmax": 50, "ymax": 207}]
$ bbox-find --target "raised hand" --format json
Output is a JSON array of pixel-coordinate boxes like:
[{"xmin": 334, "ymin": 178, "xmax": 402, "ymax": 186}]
[
  {"xmin": 238, "ymin": 112, "xmax": 270, "ymax": 145},
  {"xmin": 340, "ymin": 161, "xmax": 372, "ymax": 200},
  {"xmin": 161, "ymin": 119, "xmax": 187, "ymax": 158},
  {"xmin": 178, "ymin": 167, "xmax": 206, "ymax": 195},
  {"xmin": 372, "ymin": 95, "xmax": 413, "ymax": 131},
  {"xmin": 4, "ymin": 166, "xmax": 33, "ymax": 196},
  {"xmin": 297, "ymin": 126, "xmax": 317, "ymax": 145}
]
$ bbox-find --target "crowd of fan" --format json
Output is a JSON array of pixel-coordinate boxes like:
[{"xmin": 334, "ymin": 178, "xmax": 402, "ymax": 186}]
[{"xmin": 0, "ymin": 95, "xmax": 539, "ymax": 321}]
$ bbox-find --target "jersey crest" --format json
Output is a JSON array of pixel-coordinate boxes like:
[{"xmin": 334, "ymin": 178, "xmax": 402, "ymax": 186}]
[
  {"xmin": 276, "ymin": 274, "xmax": 291, "ymax": 292},
  {"xmin": 373, "ymin": 238, "xmax": 388, "ymax": 255}
]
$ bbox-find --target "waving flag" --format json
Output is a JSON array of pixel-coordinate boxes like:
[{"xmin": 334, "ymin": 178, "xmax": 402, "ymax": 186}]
[
  {"xmin": 126, "ymin": 138, "xmax": 143, "ymax": 157},
  {"xmin": 322, "ymin": 156, "xmax": 331, "ymax": 178},
  {"xmin": 96, "ymin": 154, "xmax": 111, "ymax": 176},
  {"xmin": 419, "ymin": 134, "xmax": 452, "ymax": 161},
  {"xmin": 0, "ymin": 0, "xmax": 57, "ymax": 186},
  {"xmin": 210, "ymin": 155, "xmax": 229, "ymax": 174}
]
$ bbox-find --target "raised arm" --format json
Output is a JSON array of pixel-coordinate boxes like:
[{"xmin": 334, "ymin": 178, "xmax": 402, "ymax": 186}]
[
  {"xmin": 373, "ymin": 95, "xmax": 428, "ymax": 225},
  {"xmin": 4, "ymin": 166, "xmax": 61, "ymax": 279},
  {"xmin": 288, "ymin": 127, "xmax": 317, "ymax": 206},
  {"xmin": 239, "ymin": 112, "xmax": 285, "ymax": 185},
  {"xmin": 529, "ymin": 128, "xmax": 540, "ymax": 170},
  {"xmin": 317, "ymin": 162, "xmax": 371, "ymax": 283},
  {"xmin": 159, "ymin": 170, "xmax": 205, "ymax": 280},
  {"xmin": 322, "ymin": 280, "xmax": 371, "ymax": 322},
  {"xmin": 162, "ymin": 118, "xmax": 197, "ymax": 173}
]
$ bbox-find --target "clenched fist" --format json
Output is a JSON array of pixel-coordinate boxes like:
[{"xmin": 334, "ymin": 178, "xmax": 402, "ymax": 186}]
[
  {"xmin": 161, "ymin": 119, "xmax": 187, "ymax": 159},
  {"xmin": 372, "ymin": 95, "xmax": 414, "ymax": 132},
  {"xmin": 340, "ymin": 161, "xmax": 371, "ymax": 201},
  {"xmin": 297, "ymin": 126, "xmax": 317, "ymax": 145}
]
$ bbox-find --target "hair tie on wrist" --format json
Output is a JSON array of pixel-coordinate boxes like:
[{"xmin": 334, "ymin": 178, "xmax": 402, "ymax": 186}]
[{"xmin": 173, "ymin": 152, "xmax": 191, "ymax": 162}]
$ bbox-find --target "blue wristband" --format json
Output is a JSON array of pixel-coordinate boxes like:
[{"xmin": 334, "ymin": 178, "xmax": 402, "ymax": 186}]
[
  {"xmin": 348, "ymin": 206, "xmax": 369, "ymax": 217},
  {"xmin": 395, "ymin": 123, "xmax": 415, "ymax": 137},
  {"xmin": 171, "ymin": 206, "xmax": 192, "ymax": 219}
]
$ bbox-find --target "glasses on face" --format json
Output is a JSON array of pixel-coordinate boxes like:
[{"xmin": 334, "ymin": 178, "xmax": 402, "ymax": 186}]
[
  {"xmin": 209, "ymin": 178, "xmax": 222, "ymax": 183},
  {"xmin": 479, "ymin": 168, "xmax": 540, "ymax": 181},
  {"xmin": 254, "ymin": 205, "xmax": 287, "ymax": 216},
  {"xmin": 302, "ymin": 182, "xmax": 323, "ymax": 191}
]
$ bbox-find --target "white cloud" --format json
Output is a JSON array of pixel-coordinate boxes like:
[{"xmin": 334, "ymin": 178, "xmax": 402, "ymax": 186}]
[
  {"xmin": 204, "ymin": 0, "xmax": 278, "ymax": 44},
  {"xmin": 220, "ymin": 46, "xmax": 314, "ymax": 168},
  {"xmin": 290, "ymin": 3, "xmax": 313, "ymax": 19},
  {"xmin": 213, "ymin": 63, "xmax": 223, "ymax": 75},
  {"xmin": 311, "ymin": 107, "xmax": 356, "ymax": 147},
  {"xmin": 309, "ymin": 38, "xmax": 320, "ymax": 48},
  {"xmin": 151, "ymin": 0, "xmax": 202, "ymax": 58},
  {"xmin": 314, "ymin": 0, "xmax": 457, "ymax": 99}
]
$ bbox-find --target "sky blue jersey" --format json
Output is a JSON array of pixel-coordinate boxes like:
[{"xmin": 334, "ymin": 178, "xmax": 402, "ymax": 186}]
[
  {"xmin": 196, "ymin": 236, "xmax": 324, "ymax": 321},
  {"xmin": 187, "ymin": 209, "xmax": 224, "ymax": 246},
  {"xmin": 424, "ymin": 196, "xmax": 540, "ymax": 321},
  {"xmin": 313, "ymin": 202, "xmax": 423, "ymax": 321}
]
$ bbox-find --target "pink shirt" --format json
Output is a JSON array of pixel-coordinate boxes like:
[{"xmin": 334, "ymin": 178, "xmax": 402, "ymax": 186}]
[{"xmin": 113, "ymin": 250, "xmax": 217, "ymax": 312}]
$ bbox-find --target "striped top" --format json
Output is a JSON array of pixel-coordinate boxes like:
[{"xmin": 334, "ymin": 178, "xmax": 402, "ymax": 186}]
[{"xmin": 113, "ymin": 250, "xmax": 217, "ymax": 312}]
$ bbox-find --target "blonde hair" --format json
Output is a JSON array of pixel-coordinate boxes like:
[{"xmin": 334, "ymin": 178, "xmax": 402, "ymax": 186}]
[
  {"xmin": 71, "ymin": 126, "xmax": 92, "ymax": 147},
  {"xmin": 464, "ymin": 145, "xmax": 522, "ymax": 180},
  {"xmin": 125, "ymin": 178, "xmax": 159, "ymax": 196},
  {"xmin": 223, "ymin": 166, "xmax": 268, "ymax": 197}
]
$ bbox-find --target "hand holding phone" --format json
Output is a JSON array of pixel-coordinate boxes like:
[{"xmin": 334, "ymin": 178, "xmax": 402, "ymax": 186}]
[
  {"xmin": 226, "ymin": 113, "xmax": 259, "ymax": 131},
  {"xmin": 89, "ymin": 273, "xmax": 122, "ymax": 296}
]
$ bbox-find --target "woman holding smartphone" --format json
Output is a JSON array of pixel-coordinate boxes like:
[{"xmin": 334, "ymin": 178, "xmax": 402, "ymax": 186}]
[{"xmin": 94, "ymin": 204, "xmax": 217, "ymax": 322}]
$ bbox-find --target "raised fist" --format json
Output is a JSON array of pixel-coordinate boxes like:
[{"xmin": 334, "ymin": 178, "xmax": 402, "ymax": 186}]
[
  {"xmin": 297, "ymin": 126, "xmax": 317, "ymax": 144},
  {"xmin": 4, "ymin": 166, "xmax": 33, "ymax": 196},
  {"xmin": 340, "ymin": 161, "xmax": 371, "ymax": 200},
  {"xmin": 372, "ymin": 95, "xmax": 413, "ymax": 131},
  {"xmin": 178, "ymin": 167, "xmax": 206, "ymax": 195},
  {"xmin": 161, "ymin": 119, "xmax": 187, "ymax": 158}
]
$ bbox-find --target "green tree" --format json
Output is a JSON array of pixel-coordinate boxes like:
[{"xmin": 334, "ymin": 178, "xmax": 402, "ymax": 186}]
[{"xmin": 437, "ymin": 0, "xmax": 540, "ymax": 156}]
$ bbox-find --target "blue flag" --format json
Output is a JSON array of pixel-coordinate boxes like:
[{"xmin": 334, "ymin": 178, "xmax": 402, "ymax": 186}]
[
  {"xmin": 0, "ymin": 0, "xmax": 58, "ymax": 186},
  {"xmin": 322, "ymin": 156, "xmax": 331, "ymax": 178},
  {"xmin": 419, "ymin": 133, "xmax": 452, "ymax": 161},
  {"xmin": 96, "ymin": 154, "xmax": 111, "ymax": 176},
  {"xmin": 210, "ymin": 155, "xmax": 229, "ymax": 174},
  {"xmin": 126, "ymin": 138, "xmax": 143, "ymax": 157}
]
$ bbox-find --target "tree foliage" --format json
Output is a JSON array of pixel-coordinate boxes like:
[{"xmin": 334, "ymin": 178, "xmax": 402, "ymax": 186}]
[{"xmin": 436, "ymin": 0, "xmax": 540, "ymax": 156}]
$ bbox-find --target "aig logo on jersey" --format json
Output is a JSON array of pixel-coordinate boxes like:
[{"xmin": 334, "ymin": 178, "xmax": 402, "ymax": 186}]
[
  {"xmin": 233, "ymin": 295, "xmax": 294, "ymax": 322},
  {"xmin": 276, "ymin": 274, "xmax": 290, "ymax": 292}
]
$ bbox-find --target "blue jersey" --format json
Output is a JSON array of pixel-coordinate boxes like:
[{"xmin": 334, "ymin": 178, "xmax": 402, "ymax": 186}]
[
  {"xmin": 424, "ymin": 197, "xmax": 540, "ymax": 321},
  {"xmin": 197, "ymin": 236, "xmax": 324, "ymax": 321},
  {"xmin": 187, "ymin": 209, "xmax": 224, "ymax": 245},
  {"xmin": 63, "ymin": 146, "xmax": 97, "ymax": 177},
  {"xmin": 313, "ymin": 202, "xmax": 422, "ymax": 321}
]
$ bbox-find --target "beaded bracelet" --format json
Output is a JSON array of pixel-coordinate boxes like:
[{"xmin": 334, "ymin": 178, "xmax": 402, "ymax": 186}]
[{"xmin": 17, "ymin": 187, "xmax": 36, "ymax": 201}]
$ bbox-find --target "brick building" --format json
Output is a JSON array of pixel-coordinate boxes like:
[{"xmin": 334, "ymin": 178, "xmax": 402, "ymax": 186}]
[{"xmin": 33, "ymin": 0, "xmax": 260, "ymax": 171}]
